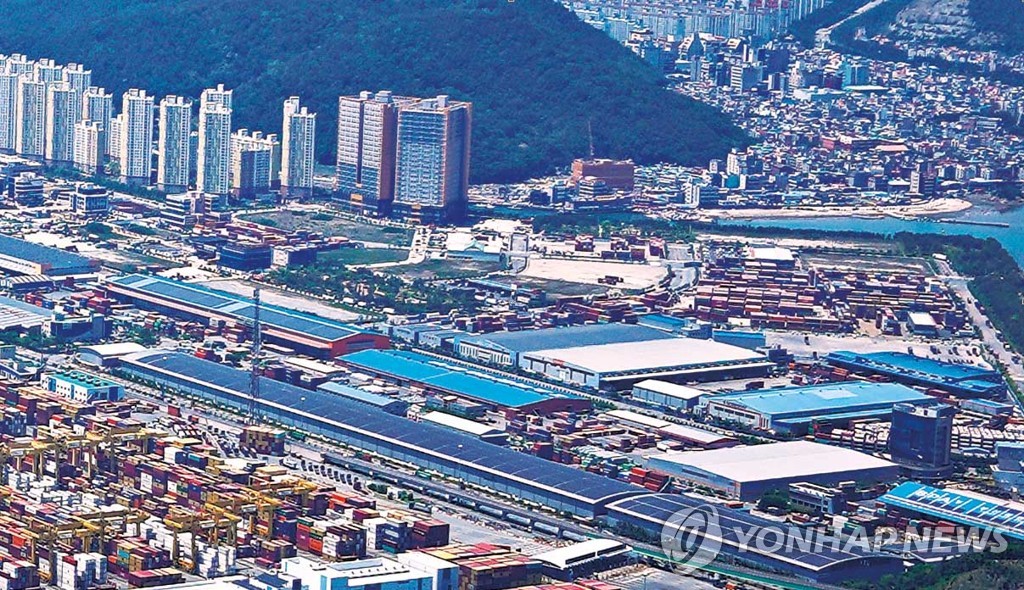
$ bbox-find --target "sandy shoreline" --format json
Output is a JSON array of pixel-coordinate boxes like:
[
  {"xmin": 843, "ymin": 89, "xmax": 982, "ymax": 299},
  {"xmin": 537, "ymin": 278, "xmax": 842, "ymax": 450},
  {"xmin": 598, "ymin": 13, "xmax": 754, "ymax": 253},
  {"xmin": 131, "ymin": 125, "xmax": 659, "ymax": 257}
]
[{"xmin": 696, "ymin": 197, "xmax": 973, "ymax": 220}]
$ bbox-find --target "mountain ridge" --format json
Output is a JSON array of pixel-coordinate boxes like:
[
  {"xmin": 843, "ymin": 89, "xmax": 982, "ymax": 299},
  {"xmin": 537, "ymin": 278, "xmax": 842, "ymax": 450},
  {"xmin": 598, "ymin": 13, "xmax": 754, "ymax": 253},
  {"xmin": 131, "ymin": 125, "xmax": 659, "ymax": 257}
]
[{"xmin": 0, "ymin": 0, "xmax": 748, "ymax": 183}]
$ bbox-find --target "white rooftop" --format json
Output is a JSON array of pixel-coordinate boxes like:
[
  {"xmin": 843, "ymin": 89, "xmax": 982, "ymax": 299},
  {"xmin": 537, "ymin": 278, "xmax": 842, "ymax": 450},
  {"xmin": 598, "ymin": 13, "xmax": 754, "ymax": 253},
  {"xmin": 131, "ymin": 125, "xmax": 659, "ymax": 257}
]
[
  {"xmin": 658, "ymin": 423, "xmax": 735, "ymax": 445},
  {"xmin": 526, "ymin": 338, "xmax": 765, "ymax": 374},
  {"xmin": 907, "ymin": 311, "xmax": 938, "ymax": 327},
  {"xmin": 633, "ymin": 379, "xmax": 708, "ymax": 400},
  {"xmin": 421, "ymin": 411, "xmax": 503, "ymax": 437},
  {"xmin": 78, "ymin": 342, "xmax": 148, "ymax": 357},
  {"xmin": 531, "ymin": 539, "xmax": 629, "ymax": 569},
  {"xmin": 748, "ymin": 246, "xmax": 795, "ymax": 262},
  {"xmin": 650, "ymin": 441, "xmax": 896, "ymax": 483}
]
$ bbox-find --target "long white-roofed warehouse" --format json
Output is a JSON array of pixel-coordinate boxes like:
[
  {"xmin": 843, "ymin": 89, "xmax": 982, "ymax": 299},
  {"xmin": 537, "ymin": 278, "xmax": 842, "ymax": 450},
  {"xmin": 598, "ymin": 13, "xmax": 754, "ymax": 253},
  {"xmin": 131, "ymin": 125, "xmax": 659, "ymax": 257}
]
[{"xmin": 519, "ymin": 337, "xmax": 774, "ymax": 390}]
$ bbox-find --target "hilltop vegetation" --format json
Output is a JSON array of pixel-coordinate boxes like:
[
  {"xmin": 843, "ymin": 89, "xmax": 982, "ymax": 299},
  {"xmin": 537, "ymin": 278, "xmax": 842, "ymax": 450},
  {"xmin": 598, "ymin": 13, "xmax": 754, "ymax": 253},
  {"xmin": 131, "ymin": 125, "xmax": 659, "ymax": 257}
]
[{"xmin": 0, "ymin": 0, "xmax": 747, "ymax": 183}]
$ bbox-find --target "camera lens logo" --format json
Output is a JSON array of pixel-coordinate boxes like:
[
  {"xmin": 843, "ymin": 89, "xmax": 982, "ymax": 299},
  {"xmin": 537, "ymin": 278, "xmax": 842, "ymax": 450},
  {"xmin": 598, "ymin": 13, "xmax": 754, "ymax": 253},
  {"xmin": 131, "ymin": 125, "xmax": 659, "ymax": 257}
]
[{"xmin": 661, "ymin": 504, "xmax": 723, "ymax": 574}]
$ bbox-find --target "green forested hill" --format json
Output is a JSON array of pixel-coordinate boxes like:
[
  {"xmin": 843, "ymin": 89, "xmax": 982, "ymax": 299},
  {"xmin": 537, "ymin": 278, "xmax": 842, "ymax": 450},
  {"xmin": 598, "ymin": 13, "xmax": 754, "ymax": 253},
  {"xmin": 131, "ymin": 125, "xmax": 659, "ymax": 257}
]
[{"xmin": 0, "ymin": 0, "xmax": 747, "ymax": 182}]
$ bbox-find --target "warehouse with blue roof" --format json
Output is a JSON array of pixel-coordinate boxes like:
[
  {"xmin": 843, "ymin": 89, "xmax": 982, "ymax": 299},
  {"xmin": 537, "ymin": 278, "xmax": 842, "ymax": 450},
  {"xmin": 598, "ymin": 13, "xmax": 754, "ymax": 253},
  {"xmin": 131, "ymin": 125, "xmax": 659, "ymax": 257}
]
[
  {"xmin": 340, "ymin": 349, "xmax": 591, "ymax": 415},
  {"xmin": 699, "ymin": 381, "xmax": 935, "ymax": 435},
  {"xmin": 105, "ymin": 274, "xmax": 389, "ymax": 358},
  {"xmin": 826, "ymin": 351, "xmax": 1006, "ymax": 399},
  {"xmin": 0, "ymin": 234, "xmax": 99, "ymax": 276}
]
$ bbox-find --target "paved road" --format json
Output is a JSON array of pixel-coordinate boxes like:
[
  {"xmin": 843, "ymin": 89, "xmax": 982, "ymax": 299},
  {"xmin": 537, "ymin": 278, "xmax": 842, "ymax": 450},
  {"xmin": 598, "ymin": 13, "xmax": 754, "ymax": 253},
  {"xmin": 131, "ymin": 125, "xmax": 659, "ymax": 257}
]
[{"xmin": 936, "ymin": 260, "xmax": 1024, "ymax": 395}]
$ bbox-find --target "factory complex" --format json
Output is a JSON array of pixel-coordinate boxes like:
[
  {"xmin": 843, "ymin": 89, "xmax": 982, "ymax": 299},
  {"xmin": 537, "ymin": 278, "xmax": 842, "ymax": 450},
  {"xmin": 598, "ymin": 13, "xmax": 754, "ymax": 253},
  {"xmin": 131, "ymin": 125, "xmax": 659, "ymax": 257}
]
[{"xmin": 115, "ymin": 349, "xmax": 903, "ymax": 583}]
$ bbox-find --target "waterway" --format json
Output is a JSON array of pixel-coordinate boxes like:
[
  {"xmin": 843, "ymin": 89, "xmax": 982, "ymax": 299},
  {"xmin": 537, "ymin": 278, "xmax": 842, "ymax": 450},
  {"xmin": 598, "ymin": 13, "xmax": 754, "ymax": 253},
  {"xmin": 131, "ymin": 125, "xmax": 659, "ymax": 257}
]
[{"xmin": 720, "ymin": 206, "xmax": 1024, "ymax": 264}]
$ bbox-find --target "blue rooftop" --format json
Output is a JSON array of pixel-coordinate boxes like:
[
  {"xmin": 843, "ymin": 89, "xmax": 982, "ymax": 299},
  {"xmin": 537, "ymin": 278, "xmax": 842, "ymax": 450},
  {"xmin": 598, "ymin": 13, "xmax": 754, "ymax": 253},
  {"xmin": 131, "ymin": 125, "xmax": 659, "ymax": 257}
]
[
  {"xmin": 710, "ymin": 381, "xmax": 933, "ymax": 417},
  {"xmin": 342, "ymin": 349, "xmax": 580, "ymax": 408},
  {"xmin": 828, "ymin": 351, "xmax": 999, "ymax": 382},
  {"xmin": 108, "ymin": 274, "xmax": 371, "ymax": 342}
]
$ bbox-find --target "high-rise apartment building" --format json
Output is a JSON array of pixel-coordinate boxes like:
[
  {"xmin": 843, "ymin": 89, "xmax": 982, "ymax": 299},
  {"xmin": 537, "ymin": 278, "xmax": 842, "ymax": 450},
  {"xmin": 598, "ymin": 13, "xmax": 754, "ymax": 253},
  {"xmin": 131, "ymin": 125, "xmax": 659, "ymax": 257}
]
[
  {"xmin": 62, "ymin": 63, "xmax": 92, "ymax": 101},
  {"xmin": 393, "ymin": 95, "xmax": 472, "ymax": 223},
  {"xmin": 82, "ymin": 87, "xmax": 113, "ymax": 157},
  {"xmin": 118, "ymin": 89, "xmax": 155, "ymax": 184},
  {"xmin": 280, "ymin": 97, "xmax": 316, "ymax": 199},
  {"xmin": 0, "ymin": 71, "xmax": 18, "ymax": 153},
  {"xmin": 44, "ymin": 82, "xmax": 78, "ymax": 165},
  {"xmin": 4, "ymin": 54, "xmax": 32, "ymax": 77},
  {"xmin": 15, "ymin": 76, "xmax": 46, "ymax": 158},
  {"xmin": 34, "ymin": 59, "xmax": 63, "ymax": 84},
  {"xmin": 230, "ymin": 129, "xmax": 278, "ymax": 199},
  {"xmin": 157, "ymin": 95, "xmax": 193, "ymax": 192},
  {"xmin": 197, "ymin": 85, "xmax": 232, "ymax": 195},
  {"xmin": 73, "ymin": 120, "xmax": 105, "ymax": 175},
  {"xmin": 336, "ymin": 91, "xmax": 410, "ymax": 216}
]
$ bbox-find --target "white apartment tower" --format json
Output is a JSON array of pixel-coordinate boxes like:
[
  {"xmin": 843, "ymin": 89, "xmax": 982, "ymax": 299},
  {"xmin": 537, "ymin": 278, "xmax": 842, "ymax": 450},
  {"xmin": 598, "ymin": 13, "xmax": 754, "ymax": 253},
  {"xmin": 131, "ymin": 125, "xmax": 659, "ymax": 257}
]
[
  {"xmin": 157, "ymin": 95, "xmax": 193, "ymax": 192},
  {"xmin": 118, "ymin": 89, "xmax": 155, "ymax": 184},
  {"xmin": 73, "ymin": 120, "xmax": 105, "ymax": 175},
  {"xmin": 82, "ymin": 87, "xmax": 114, "ymax": 157},
  {"xmin": 33, "ymin": 59, "xmax": 63, "ymax": 84},
  {"xmin": 0, "ymin": 71, "xmax": 18, "ymax": 152},
  {"xmin": 15, "ymin": 76, "xmax": 46, "ymax": 158},
  {"xmin": 197, "ymin": 85, "xmax": 232, "ymax": 195},
  {"xmin": 45, "ymin": 82, "xmax": 78, "ymax": 164},
  {"xmin": 230, "ymin": 129, "xmax": 278, "ymax": 198},
  {"xmin": 280, "ymin": 97, "xmax": 316, "ymax": 198},
  {"xmin": 62, "ymin": 64, "xmax": 92, "ymax": 101}
]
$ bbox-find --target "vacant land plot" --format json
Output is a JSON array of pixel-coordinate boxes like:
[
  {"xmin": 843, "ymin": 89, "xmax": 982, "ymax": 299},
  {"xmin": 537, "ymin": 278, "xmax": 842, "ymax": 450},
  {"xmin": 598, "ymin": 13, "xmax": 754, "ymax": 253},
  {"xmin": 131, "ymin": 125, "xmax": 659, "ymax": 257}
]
[
  {"xmin": 242, "ymin": 211, "xmax": 413, "ymax": 246},
  {"xmin": 320, "ymin": 248, "xmax": 409, "ymax": 266},
  {"xmin": 380, "ymin": 258, "xmax": 504, "ymax": 281}
]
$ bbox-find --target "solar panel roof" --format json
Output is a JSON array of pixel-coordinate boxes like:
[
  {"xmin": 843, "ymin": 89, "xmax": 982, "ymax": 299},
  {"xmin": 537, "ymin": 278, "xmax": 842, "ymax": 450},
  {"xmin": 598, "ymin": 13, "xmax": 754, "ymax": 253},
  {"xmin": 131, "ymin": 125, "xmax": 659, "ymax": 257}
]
[
  {"xmin": 124, "ymin": 352, "xmax": 639, "ymax": 505},
  {"xmin": 108, "ymin": 275, "xmax": 367, "ymax": 342},
  {"xmin": 881, "ymin": 482, "xmax": 1024, "ymax": 540},
  {"xmin": 608, "ymin": 494, "xmax": 898, "ymax": 570}
]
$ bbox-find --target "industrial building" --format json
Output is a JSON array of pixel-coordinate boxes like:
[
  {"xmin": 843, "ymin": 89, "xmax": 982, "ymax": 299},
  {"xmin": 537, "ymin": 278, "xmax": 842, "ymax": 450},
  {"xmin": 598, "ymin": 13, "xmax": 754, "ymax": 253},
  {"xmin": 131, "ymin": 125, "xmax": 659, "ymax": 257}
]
[
  {"xmin": 889, "ymin": 403, "xmax": 954, "ymax": 479},
  {"xmin": 826, "ymin": 350, "xmax": 1006, "ymax": 399},
  {"xmin": 531, "ymin": 539, "xmax": 631, "ymax": 581},
  {"xmin": 646, "ymin": 441, "xmax": 899, "ymax": 501},
  {"xmin": 76, "ymin": 342, "xmax": 148, "ymax": 368},
  {"xmin": 880, "ymin": 482, "xmax": 1024, "ymax": 541},
  {"xmin": 0, "ymin": 234, "xmax": 99, "ymax": 276},
  {"xmin": 340, "ymin": 349, "xmax": 591, "ymax": 415},
  {"xmin": 630, "ymin": 379, "xmax": 708, "ymax": 411},
  {"xmin": 698, "ymin": 381, "xmax": 935, "ymax": 435},
  {"xmin": 604, "ymin": 494, "xmax": 903, "ymax": 583},
  {"xmin": 520, "ymin": 338, "xmax": 773, "ymax": 390},
  {"xmin": 453, "ymin": 324, "xmax": 674, "ymax": 367},
  {"xmin": 43, "ymin": 370, "xmax": 125, "ymax": 403},
  {"xmin": 0, "ymin": 296, "xmax": 50, "ymax": 331},
  {"xmin": 316, "ymin": 381, "xmax": 409, "ymax": 416},
  {"xmin": 105, "ymin": 275, "xmax": 389, "ymax": 358},
  {"xmin": 117, "ymin": 351, "xmax": 642, "ymax": 518},
  {"xmin": 420, "ymin": 411, "xmax": 508, "ymax": 445}
]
